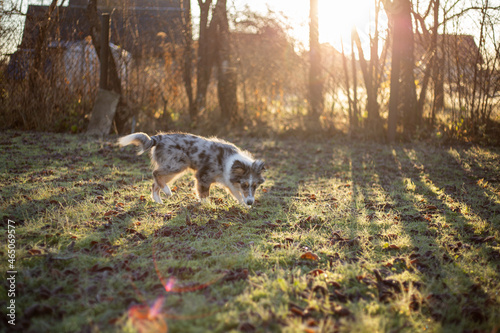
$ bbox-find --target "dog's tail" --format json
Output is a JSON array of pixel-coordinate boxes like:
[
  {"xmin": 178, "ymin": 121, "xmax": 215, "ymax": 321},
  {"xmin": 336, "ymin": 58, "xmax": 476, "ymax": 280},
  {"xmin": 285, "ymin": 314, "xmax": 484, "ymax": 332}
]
[{"xmin": 118, "ymin": 132, "xmax": 159, "ymax": 155}]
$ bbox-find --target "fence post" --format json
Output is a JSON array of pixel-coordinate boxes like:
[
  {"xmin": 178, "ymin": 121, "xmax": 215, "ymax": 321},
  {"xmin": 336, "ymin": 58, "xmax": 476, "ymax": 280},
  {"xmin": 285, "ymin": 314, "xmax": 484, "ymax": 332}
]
[{"xmin": 100, "ymin": 13, "xmax": 110, "ymax": 90}]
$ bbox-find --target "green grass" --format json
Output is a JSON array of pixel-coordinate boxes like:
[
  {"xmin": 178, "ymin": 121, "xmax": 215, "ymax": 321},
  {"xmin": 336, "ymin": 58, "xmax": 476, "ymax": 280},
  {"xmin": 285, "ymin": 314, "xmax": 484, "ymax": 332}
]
[{"xmin": 1, "ymin": 131, "xmax": 500, "ymax": 332}]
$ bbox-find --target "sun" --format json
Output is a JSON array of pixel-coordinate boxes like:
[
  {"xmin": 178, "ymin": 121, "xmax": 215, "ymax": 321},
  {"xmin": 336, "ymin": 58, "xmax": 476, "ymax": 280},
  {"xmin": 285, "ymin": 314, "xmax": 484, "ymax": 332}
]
[{"xmin": 318, "ymin": 0, "xmax": 376, "ymax": 52}]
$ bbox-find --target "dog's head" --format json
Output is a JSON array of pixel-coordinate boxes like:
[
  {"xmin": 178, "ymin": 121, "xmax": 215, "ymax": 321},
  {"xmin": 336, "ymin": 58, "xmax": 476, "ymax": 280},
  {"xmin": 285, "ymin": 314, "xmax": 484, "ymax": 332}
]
[{"xmin": 230, "ymin": 159, "xmax": 266, "ymax": 206}]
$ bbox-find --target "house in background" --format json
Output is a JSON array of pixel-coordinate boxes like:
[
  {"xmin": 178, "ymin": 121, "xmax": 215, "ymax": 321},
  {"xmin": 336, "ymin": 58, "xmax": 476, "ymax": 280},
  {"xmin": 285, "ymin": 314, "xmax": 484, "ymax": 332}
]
[
  {"xmin": 6, "ymin": 0, "xmax": 183, "ymax": 93},
  {"xmin": 415, "ymin": 34, "xmax": 483, "ymax": 92}
]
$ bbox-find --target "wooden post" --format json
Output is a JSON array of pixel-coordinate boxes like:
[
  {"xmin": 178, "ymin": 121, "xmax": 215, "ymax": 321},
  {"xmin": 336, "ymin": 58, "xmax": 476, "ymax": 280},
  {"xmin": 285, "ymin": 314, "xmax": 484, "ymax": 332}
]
[{"xmin": 100, "ymin": 13, "xmax": 110, "ymax": 90}]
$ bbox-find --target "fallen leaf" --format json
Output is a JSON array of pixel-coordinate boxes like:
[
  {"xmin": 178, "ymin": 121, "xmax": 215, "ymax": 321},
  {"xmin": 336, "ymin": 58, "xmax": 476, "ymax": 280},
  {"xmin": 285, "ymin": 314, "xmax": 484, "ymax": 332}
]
[
  {"xmin": 329, "ymin": 281, "xmax": 341, "ymax": 289},
  {"xmin": 290, "ymin": 304, "xmax": 306, "ymax": 317},
  {"xmin": 301, "ymin": 252, "xmax": 320, "ymax": 261},
  {"xmin": 104, "ymin": 210, "xmax": 119, "ymax": 216},
  {"xmin": 308, "ymin": 269, "xmax": 326, "ymax": 277}
]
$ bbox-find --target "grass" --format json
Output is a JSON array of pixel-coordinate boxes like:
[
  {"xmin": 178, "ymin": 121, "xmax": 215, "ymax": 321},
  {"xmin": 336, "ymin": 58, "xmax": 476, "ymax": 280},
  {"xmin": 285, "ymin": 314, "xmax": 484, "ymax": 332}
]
[{"xmin": 0, "ymin": 130, "xmax": 500, "ymax": 332}]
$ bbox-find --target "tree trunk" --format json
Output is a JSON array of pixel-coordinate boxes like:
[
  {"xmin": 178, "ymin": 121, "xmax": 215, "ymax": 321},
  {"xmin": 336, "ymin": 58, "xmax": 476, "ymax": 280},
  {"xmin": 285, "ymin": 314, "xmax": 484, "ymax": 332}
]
[
  {"xmin": 340, "ymin": 40, "xmax": 354, "ymax": 133},
  {"xmin": 213, "ymin": 0, "xmax": 238, "ymax": 123},
  {"xmin": 193, "ymin": 0, "xmax": 215, "ymax": 122},
  {"xmin": 307, "ymin": 0, "xmax": 323, "ymax": 129},
  {"xmin": 387, "ymin": 25, "xmax": 401, "ymax": 143},
  {"xmin": 431, "ymin": 0, "xmax": 443, "ymax": 125},
  {"xmin": 353, "ymin": 28, "xmax": 380, "ymax": 134},
  {"xmin": 398, "ymin": 0, "xmax": 418, "ymax": 135},
  {"xmin": 181, "ymin": 0, "xmax": 195, "ymax": 120},
  {"xmin": 351, "ymin": 38, "xmax": 359, "ymax": 130},
  {"xmin": 384, "ymin": 0, "xmax": 418, "ymax": 140},
  {"xmin": 86, "ymin": 0, "xmax": 122, "ymax": 96},
  {"xmin": 87, "ymin": 0, "xmax": 127, "ymax": 133}
]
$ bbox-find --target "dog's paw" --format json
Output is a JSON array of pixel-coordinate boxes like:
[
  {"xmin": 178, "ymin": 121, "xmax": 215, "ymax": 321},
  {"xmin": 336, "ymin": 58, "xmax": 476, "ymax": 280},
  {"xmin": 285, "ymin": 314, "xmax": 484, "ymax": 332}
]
[
  {"xmin": 152, "ymin": 191, "xmax": 163, "ymax": 204},
  {"xmin": 162, "ymin": 186, "xmax": 172, "ymax": 197},
  {"xmin": 199, "ymin": 197, "xmax": 209, "ymax": 204}
]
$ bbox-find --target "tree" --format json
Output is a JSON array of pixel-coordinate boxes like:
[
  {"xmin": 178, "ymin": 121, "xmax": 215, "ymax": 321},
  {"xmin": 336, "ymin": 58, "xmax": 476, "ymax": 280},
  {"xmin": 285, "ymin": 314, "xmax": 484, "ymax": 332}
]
[
  {"xmin": 181, "ymin": 0, "xmax": 194, "ymax": 122},
  {"xmin": 193, "ymin": 0, "xmax": 215, "ymax": 122},
  {"xmin": 86, "ymin": 0, "xmax": 127, "ymax": 133},
  {"xmin": 86, "ymin": 0, "xmax": 122, "ymax": 96},
  {"xmin": 307, "ymin": 0, "xmax": 323, "ymax": 129},
  {"xmin": 384, "ymin": 0, "xmax": 418, "ymax": 142},
  {"xmin": 182, "ymin": 0, "xmax": 238, "ymax": 124},
  {"xmin": 213, "ymin": 0, "xmax": 238, "ymax": 122}
]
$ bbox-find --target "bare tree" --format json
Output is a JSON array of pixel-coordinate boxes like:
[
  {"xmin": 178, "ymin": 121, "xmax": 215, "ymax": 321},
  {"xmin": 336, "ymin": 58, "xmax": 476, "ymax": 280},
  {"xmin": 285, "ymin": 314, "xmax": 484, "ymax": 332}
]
[
  {"xmin": 86, "ymin": 0, "xmax": 127, "ymax": 132},
  {"xmin": 307, "ymin": 0, "xmax": 323, "ymax": 129},
  {"xmin": 351, "ymin": 0, "xmax": 387, "ymax": 137},
  {"xmin": 340, "ymin": 39, "xmax": 355, "ymax": 133},
  {"xmin": 213, "ymin": 0, "xmax": 238, "ymax": 123},
  {"xmin": 86, "ymin": 0, "xmax": 122, "ymax": 95},
  {"xmin": 384, "ymin": 0, "xmax": 418, "ymax": 141},
  {"xmin": 181, "ymin": 0, "xmax": 194, "ymax": 121},
  {"xmin": 193, "ymin": 0, "xmax": 215, "ymax": 122}
]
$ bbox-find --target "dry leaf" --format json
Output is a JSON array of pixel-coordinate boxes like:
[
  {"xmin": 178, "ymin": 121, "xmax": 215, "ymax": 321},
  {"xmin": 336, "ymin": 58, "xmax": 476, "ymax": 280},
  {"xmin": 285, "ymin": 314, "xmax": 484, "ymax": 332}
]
[
  {"xmin": 308, "ymin": 269, "xmax": 326, "ymax": 277},
  {"xmin": 104, "ymin": 210, "xmax": 118, "ymax": 216},
  {"xmin": 301, "ymin": 252, "xmax": 320, "ymax": 261},
  {"xmin": 28, "ymin": 249, "xmax": 42, "ymax": 255}
]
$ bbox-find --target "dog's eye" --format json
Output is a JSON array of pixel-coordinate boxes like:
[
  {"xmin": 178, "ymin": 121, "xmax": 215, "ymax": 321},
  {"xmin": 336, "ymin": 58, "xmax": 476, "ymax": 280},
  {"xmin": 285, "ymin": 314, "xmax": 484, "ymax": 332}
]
[
  {"xmin": 252, "ymin": 184, "xmax": 257, "ymax": 190},
  {"xmin": 241, "ymin": 183, "xmax": 249, "ymax": 189}
]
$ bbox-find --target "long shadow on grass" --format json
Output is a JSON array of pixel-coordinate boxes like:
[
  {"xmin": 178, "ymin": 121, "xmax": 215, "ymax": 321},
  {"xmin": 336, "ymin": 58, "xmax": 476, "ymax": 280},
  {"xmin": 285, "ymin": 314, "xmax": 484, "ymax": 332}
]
[
  {"xmin": 349, "ymin": 143, "xmax": 494, "ymax": 328},
  {"xmin": 411, "ymin": 145, "xmax": 500, "ymax": 232}
]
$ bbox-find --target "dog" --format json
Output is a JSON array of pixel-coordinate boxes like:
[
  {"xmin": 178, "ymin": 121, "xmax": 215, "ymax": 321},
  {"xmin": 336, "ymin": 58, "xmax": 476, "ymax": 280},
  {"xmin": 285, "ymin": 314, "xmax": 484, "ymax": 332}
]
[{"xmin": 118, "ymin": 132, "xmax": 265, "ymax": 207}]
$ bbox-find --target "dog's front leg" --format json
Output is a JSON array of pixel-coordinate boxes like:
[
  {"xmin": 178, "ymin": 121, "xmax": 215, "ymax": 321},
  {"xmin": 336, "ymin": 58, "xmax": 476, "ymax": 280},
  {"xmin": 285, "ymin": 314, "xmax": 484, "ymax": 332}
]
[
  {"xmin": 226, "ymin": 184, "xmax": 246, "ymax": 206},
  {"xmin": 151, "ymin": 183, "xmax": 163, "ymax": 204},
  {"xmin": 196, "ymin": 182, "xmax": 212, "ymax": 204}
]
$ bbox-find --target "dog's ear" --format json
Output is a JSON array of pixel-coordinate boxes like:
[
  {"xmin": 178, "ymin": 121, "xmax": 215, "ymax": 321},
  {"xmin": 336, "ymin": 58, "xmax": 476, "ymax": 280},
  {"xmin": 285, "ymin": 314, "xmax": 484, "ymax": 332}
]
[
  {"xmin": 231, "ymin": 160, "xmax": 247, "ymax": 176},
  {"xmin": 252, "ymin": 160, "xmax": 266, "ymax": 174}
]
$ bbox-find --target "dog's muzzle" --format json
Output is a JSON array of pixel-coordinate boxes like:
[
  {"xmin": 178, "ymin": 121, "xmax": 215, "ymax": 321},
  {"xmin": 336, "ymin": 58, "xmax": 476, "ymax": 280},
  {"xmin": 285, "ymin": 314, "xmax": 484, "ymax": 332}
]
[{"xmin": 245, "ymin": 198, "xmax": 254, "ymax": 206}]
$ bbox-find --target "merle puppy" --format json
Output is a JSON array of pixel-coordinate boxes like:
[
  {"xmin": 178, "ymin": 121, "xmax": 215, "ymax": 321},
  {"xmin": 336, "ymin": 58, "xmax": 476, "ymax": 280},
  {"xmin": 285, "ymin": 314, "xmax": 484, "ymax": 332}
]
[{"xmin": 118, "ymin": 132, "xmax": 265, "ymax": 206}]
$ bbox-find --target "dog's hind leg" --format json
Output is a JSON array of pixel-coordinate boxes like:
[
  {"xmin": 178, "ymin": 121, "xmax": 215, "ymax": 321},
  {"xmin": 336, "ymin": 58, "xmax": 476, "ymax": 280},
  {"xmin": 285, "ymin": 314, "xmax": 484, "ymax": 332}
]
[
  {"xmin": 152, "ymin": 169, "xmax": 185, "ymax": 203},
  {"xmin": 151, "ymin": 182, "xmax": 163, "ymax": 204}
]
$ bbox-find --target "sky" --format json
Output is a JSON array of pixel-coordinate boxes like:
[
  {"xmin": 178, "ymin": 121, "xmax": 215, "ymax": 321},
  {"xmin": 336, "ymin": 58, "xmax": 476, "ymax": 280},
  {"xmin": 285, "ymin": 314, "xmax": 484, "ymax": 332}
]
[{"xmin": 195, "ymin": 0, "xmax": 381, "ymax": 52}]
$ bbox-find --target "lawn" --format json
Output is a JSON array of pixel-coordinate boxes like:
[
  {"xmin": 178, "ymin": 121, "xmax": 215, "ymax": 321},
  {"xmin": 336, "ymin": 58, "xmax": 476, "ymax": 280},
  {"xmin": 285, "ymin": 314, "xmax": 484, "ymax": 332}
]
[{"xmin": 1, "ymin": 130, "xmax": 499, "ymax": 333}]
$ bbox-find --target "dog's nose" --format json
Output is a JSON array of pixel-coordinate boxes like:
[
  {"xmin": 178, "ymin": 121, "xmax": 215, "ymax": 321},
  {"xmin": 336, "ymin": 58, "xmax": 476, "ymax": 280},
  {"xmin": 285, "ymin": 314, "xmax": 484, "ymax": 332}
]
[{"xmin": 246, "ymin": 199, "xmax": 254, "ymax": 206}]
